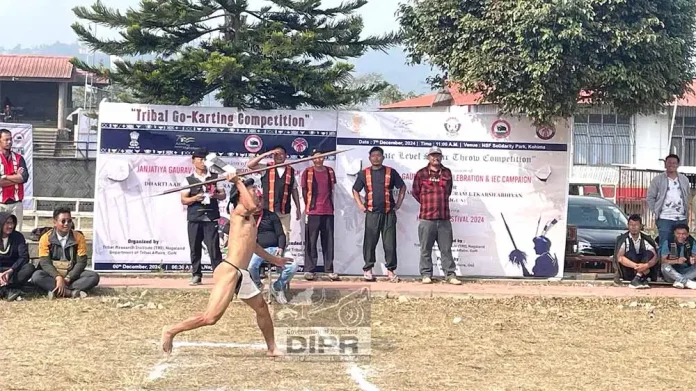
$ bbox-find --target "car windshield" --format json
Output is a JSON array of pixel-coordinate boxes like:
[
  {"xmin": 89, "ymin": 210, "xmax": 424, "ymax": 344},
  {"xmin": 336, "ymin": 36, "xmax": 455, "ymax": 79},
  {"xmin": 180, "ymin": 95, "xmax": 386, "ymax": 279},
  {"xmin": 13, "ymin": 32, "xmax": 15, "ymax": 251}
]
[{"xmin": 568, "ymin": 202, "xmax": 628, "ymax": 230}]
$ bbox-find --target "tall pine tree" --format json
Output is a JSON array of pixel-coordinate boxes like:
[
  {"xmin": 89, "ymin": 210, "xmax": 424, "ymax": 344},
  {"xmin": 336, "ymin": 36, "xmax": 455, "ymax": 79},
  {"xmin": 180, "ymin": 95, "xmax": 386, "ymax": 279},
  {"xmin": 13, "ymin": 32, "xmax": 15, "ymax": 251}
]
[{"xmin": 71, "ymin": 0, "xmax": 400, "ymax": 108}]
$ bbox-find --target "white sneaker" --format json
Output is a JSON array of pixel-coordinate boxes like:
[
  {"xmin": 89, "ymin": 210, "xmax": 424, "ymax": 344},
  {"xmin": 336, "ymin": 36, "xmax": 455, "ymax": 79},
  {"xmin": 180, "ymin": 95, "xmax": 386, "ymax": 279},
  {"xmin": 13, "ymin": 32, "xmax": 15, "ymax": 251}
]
[
  {"xmin": 685, "ymin": 280, "xmax": 696, "ymax": 290},
  {"xmin": 271, "ymin": 286, "xmax": 288, "ymax": 304},
  {"xmin": 674, "ymin": 281, "xmax": 686, "ymax": 289}
]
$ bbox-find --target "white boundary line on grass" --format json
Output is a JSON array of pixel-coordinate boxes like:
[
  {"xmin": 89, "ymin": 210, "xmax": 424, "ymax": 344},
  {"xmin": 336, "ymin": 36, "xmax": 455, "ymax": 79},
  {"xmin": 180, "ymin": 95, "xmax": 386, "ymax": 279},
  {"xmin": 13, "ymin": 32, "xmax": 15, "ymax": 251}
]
[
  {"xmin": 347, "ymin": 364, "xmax": 379, "ymax": 391},
  {"xmin": 145, "ymin": 341, "xmax": 265, "ymax": 382},
  {"xmin": 145, "ymin": 340, "xmax": 375, "ymax": 391}
]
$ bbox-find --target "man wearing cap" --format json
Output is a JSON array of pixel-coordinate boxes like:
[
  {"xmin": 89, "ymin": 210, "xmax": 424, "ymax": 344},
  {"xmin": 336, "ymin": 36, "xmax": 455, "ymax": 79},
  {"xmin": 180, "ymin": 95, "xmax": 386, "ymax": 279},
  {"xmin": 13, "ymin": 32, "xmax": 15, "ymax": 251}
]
[
  {"xmin": 412, "ymin": 147, "xmax": 461, "ymax": 285},
  {"xmin": 247, "ymin": 145, "xmax": 301, "ymax": 244},
  {"xmin": 181, "ymin": 148, "xmax": 226, "ymax": 285},
  {"xmin": 352, "ymin": 146, "xmax": 406, "ymax": 282},
  {"xmin": 301, "ymin": 149, "xmax": 339, "ymax": 281}
]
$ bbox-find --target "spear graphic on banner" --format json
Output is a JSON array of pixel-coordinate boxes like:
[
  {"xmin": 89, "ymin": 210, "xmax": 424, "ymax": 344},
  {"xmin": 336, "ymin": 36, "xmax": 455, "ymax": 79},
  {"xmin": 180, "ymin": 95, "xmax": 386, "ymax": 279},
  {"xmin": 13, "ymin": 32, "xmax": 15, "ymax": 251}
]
[
  {"xmin": 155, "ymin": 149, "xmax": 352, "ymax": 196},
  {"xmin": 501, "ymin": 213, "xmax": 527, "ymax": 267}
]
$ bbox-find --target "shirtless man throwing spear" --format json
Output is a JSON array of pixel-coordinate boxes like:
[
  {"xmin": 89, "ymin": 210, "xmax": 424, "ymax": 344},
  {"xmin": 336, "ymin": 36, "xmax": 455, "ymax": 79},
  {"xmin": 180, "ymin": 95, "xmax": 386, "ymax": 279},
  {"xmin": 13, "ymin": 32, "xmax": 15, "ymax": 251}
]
[{"xmin": 161, "ymin": 173, "xmax": 293, "ymax": 356}]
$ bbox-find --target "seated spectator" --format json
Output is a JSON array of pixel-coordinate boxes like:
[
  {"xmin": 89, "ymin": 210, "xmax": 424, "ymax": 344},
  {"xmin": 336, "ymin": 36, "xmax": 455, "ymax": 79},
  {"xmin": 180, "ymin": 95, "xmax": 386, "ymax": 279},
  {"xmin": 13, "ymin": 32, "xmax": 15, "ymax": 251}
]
[
  {"xmin": 230, "ymin": 178, "xmax": 297, "ymax": 305},
  {"xmin": 660, "ymin": 223, "xmax": 696, "ymax": 289},
  {"xmin": 0, "ymin": 212, "xmax": 33, "ymax": 301},
  {"xmin": 614, "ymin": 214, "xmax": 658, "ymax": 289},
  {"xmin": 31, "ymin": 207, "xmax": 100, "ymax": 298}
]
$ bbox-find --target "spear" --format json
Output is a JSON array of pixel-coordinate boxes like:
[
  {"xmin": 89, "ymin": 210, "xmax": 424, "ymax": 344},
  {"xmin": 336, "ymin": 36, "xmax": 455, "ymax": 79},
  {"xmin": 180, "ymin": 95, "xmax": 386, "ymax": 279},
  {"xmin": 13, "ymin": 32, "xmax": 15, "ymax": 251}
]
[{"xmin": 154, "ymin": 148, "xmax": 351, "ymax": 196}]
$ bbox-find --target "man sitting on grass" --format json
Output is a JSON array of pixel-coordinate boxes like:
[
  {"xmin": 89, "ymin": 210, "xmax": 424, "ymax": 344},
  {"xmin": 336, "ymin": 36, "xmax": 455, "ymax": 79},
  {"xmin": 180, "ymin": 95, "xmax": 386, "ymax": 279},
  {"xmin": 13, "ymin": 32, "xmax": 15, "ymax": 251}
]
[
  {"xmin": 31, "ymin": 207, "xmax": 100, "ymax": 298},
  {"xmin": 0, "ymin": 212, "xmax": 33, "ymax": 301},
  {"xmin": 614, "ymin": 214, "xmax": 658, "ymax": 289},
  {"xmin": 660, "ymin": 223, "xmax": 696, "ymax": 289}
]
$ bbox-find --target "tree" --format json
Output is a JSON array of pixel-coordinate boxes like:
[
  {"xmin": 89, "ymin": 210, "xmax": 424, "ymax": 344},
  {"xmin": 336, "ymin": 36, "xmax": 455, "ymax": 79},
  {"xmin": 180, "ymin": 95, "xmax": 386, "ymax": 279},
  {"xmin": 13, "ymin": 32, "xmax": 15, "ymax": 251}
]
[
  {"xmin": 397, "ymin": 0, "xmax": 696, "ymax": 126},
  {"xmin": 70, "ymin": 0, "xmax": 400, "ymax": 109},
  {"xmin": 344, "ymin": 73, "xmax": 420, "ymax": 109}
]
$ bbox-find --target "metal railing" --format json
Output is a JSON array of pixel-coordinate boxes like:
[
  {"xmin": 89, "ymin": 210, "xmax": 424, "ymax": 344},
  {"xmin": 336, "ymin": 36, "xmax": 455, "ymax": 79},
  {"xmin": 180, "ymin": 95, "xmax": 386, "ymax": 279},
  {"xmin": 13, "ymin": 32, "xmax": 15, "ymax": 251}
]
[
  {"xmin": 33, "ymin": 139, "xmax": 98, "ymax": 159},
  {"xmin": 23, "ymin": 197, "xmax": 94, "ymax": 233}
]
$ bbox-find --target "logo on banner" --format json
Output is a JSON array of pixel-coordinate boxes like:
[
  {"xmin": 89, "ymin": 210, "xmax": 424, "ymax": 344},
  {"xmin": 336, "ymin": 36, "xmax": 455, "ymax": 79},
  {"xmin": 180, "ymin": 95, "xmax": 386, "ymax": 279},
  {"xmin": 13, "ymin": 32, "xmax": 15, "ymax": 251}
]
[
  {"xmin": 129, "ymin": 131, "xmax": 140, "ymax": 149},
  {"xmin": 13, "ymin": 134, "xmax": 23, "ymax": 143},
  {"xmin": 444, "ymin": 117, "xmax": 461, "ymax": 136},
  {"xmin": 176, "ymin": 135, "xmax": 195, "ymax": 144},
  {"xmin": 292, "ymin": 137, "xmax": 308, "ymax": 153},
  {"xmin": 244, "ymin": 135, "xmax": 263, "ymax": 153},
  {"xmin": 350, "ymin": 114, "xmax": 364, "ymax": 133},
  {"xmin": 536, "ymin": 126, "xmax": 555, "ymax": 140},
  {"xmin": 491, "ymin": 120, "xmax": 511, "ymax": 139}
]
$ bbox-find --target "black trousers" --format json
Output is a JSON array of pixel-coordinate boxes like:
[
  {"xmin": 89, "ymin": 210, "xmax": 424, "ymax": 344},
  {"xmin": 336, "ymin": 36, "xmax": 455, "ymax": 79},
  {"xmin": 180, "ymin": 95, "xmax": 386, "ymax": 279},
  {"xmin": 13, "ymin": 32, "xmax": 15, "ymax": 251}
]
[
  {"xmin": 0, "ymin": 263, "xmax": 34, "ymax": 288},
  {"xmin": 31, "ymin": 270, "xmax": 100, "ymax": 292},
  {"xmin": 188, "ymin": 221, "xmax": 222, "ymax": 277},
  {"xmin": 363, "ymin": 211, "xmax": 397, "ymax": 271},
  {"xmin": 304, "ymin": 215, "xmax": 335, "ymax": 273},
  {"xmin": 618, "ymin": 252, "xmax": 658, "ymax": 281}
]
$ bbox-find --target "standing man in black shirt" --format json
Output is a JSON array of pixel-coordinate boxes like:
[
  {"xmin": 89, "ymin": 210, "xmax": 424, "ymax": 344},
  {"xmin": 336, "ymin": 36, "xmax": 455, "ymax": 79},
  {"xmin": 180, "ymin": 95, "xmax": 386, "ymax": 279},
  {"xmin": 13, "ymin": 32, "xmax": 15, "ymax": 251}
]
[
  {"xmin": 180, "ymin": 148, "xmax": 226, "ymax": 285},
  {"xmin": 352, "ymin": 146, "xmax": 406, "ymax": 282}
]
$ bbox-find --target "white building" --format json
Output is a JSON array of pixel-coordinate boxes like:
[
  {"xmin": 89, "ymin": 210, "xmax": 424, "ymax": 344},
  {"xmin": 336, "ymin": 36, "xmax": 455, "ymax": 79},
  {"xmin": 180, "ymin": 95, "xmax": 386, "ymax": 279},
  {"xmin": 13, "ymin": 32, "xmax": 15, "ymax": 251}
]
[{"xmin": 379, "ymin": 83, "xmax": 696, "ymax": 185}]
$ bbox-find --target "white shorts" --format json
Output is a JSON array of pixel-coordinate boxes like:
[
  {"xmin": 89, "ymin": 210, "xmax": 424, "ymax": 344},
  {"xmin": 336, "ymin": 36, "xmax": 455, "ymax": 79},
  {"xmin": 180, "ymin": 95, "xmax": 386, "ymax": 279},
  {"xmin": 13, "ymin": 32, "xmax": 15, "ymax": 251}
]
[{"xmin": 237, "ymin": 268, "xmax": 261, "ymax": 300}]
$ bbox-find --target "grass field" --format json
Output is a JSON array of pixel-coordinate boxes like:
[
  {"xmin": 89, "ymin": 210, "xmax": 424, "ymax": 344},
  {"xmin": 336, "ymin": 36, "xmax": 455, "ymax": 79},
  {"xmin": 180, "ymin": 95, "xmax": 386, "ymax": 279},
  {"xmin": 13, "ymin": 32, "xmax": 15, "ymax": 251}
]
[{"xmin": 2, "ymin": 288, "xmax": 696, "ymax": 391}]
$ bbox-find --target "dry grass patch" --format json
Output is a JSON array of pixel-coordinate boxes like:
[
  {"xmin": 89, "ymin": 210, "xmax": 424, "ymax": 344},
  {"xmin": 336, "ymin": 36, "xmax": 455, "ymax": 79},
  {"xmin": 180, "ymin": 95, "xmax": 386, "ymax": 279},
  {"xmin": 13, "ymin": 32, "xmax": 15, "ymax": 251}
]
[{"xmin": 2, "ymin": 289, "xmax": 696, "ymax": 391}]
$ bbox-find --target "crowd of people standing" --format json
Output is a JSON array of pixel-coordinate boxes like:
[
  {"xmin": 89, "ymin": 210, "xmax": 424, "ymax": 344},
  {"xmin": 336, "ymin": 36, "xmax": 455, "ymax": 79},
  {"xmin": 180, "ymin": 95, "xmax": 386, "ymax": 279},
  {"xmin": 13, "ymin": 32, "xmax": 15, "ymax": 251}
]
[{"xmin": 180, "ymin": 144, "xmax": 462, "ymax": 303}]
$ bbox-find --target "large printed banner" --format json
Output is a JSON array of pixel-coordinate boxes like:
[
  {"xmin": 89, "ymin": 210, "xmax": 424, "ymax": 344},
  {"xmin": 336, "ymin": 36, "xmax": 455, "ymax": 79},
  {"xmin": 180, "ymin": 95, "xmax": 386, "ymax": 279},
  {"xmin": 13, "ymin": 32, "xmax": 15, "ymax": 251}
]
[
  {"xmin": 334, "ymin": 112, "xmax": 570, "ymax": 278},
  {"xmin": 93, "ymin": 102, "xmax": 336, "ymax": 272},
  {"xmin": 0, "ymin": 122, "xmax": 34, "ymax": 210},
  {"xmin": 93, "ymin": 103, "xmax": 571, "ymax": 278}
]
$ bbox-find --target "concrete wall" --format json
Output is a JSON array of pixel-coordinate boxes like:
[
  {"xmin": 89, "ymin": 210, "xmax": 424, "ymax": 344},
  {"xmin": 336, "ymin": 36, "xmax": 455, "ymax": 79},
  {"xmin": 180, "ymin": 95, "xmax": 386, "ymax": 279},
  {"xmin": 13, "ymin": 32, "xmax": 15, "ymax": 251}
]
[{"xmin": 33, "ymin": 157, "xmax": 95, "ymax": 198}]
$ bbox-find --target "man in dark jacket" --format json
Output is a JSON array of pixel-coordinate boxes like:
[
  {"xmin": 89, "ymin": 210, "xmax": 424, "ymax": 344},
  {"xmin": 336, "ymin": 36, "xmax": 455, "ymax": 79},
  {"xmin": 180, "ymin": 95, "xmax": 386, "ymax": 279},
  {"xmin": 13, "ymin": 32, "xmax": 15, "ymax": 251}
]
[
  {"xmin": 31, "ymin": 207, "xmax": 100, "ymax": 298},
  {"xmin": 181, "ymin": 147, "xmax": 226, "ymax": 285},
  {"xmin": 660, "ymin": 222, "xmax": 696, "ymax": 289},
  {"xmin": 0, "ymin": 212, "xmax": 32, "ymax": 301},
  {"xmin": 231, "ymin": 179, "xmax": 297, "ymax": 305},
  {"xmin": 614, "ymin": 214, "xmax": 658, "ymax": 289}
]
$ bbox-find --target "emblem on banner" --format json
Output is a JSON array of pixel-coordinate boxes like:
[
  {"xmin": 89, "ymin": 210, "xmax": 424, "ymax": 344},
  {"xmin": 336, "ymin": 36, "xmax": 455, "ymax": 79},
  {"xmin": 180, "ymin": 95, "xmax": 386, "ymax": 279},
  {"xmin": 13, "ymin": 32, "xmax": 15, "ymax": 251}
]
[
  {"xmin": 491, "ymin": 119, "xmax": 511, "ymax": 139},
  {"xmin": 536, "ymin": 126, "xmax": 555, "ymax": 140},
  {"xmin": 13, "ymin": 134, "xmax": 23, "ymax": 143},
  {"xmin": 444, "ymin": 117, "xmax": 460, "ymax": 136},
  {"xmin": 245, "ymin": 135, "xmax": 263, "ymax": 153},
  {"xmin": 292, "ymin": 137, "xmax": 308, "ymax": 153},
  {"xmin": 351, "ymin": 114, "xmax": 364, "ymax": 133},
  {"xmin": 129, "ymin": 131, "xmax": 140, "ymax": 149},
  {"xmin": 176, "ymin": 135, "xmax": 195, "ymax": 144}
]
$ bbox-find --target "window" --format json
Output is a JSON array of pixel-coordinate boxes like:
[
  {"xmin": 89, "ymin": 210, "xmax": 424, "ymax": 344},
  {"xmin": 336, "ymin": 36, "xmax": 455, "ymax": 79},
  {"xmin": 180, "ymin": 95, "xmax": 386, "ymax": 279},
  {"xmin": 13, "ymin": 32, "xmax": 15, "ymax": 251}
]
[
  {"xmin": 567, "ymin": 203, "xmax": 628, "ymax": 230},
  {"xmin": 573, "ymin": 112, "xmax": 633, "ymax": 165},
  {"xmin": 669, "ymin": 116, "xmax": 696, "ymax": 166}
]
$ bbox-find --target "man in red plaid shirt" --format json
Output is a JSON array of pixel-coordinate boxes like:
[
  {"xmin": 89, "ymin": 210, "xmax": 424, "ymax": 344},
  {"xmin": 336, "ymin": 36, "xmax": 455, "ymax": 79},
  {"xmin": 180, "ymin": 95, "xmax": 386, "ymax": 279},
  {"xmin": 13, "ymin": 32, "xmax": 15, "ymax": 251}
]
[{"xmin": 411, "ymin": 146, "xmax": 461, "ymax": 285}]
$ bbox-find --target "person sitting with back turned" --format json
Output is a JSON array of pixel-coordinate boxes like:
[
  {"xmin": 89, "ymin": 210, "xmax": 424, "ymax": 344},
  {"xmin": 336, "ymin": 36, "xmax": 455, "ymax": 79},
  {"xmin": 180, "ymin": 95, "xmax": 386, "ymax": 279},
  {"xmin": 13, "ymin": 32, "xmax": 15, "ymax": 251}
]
[
  {"xmin": 614, "ymin": 214, "xmax": 658, "ymax": 289},
  {"xmin": 0, "ymin": 212, "xmax": 33, "ymax": 301},
  {"xmin": 31, "ymin": 207, "xmax": 100, "ymax": 299},
  {"xmin": 660, "ymin": 223, "xmax": 696, "ymax": 290}
]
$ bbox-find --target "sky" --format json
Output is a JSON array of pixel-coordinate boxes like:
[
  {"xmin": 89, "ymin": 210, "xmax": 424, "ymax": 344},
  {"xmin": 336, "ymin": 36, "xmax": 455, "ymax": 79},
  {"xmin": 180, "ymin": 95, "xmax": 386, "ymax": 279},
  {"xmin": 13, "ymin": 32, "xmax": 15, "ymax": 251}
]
[{"xmin": 0, "ymin": 0, "xmax": 404, "ymax": 48}]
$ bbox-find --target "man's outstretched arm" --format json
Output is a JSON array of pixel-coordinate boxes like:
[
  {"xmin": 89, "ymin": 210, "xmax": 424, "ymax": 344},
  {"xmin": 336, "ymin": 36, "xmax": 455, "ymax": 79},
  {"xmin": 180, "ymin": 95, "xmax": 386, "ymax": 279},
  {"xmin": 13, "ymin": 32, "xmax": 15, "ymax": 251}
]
[{"xmin": 254, "ymin": 244, "xmax": 291, "ymax": 267}]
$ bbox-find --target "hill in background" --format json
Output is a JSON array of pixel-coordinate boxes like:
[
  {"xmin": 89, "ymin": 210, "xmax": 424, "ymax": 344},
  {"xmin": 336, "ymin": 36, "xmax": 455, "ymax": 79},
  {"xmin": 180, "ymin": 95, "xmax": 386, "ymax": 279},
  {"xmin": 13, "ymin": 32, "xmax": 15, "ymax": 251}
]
[{"xmin": 0, "ymin": 42, "xmax": 435, "ymax": 97}]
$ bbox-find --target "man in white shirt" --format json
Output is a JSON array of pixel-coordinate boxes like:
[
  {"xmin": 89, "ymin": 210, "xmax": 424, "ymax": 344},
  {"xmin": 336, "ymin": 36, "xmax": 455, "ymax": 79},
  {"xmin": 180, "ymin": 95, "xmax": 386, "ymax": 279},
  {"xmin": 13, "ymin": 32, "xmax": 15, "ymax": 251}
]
[
  {"xmin": 647, "ymin": 154, "xmax": 691, "ymax": 246},
  {"xmin": 246, "ymin": 146, "xmax": 301, "ymax": 243},
  {"xmin": 181, "ymin": 148, "xmax": 227, "ymax": 285}
]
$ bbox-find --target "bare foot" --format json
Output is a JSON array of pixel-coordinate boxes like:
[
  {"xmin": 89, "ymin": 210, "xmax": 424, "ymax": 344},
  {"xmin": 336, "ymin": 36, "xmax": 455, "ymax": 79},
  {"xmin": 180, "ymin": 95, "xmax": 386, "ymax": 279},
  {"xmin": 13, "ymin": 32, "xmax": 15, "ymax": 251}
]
[
  {"xmin": 267, "ymin": 347, "xmax": 283, "ymax": 357},
  {"xmin": 160, "ymin": 326, "xmax": 174, "ymax": 354}
]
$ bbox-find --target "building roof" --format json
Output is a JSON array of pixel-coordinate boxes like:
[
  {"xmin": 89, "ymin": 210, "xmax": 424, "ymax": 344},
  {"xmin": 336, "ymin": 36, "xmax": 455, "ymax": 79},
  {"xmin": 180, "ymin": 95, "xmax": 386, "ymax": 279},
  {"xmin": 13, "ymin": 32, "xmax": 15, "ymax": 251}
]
[
  {"xmin": 0, "ymin": 54, "xmax": 108, "ymax": 84},
  {"xmin": 380, "ymin": 93, "xmax": 438, "ymax": 109},
  {"xmin": 381, "ymin": 80, "xmax": 696, "ymax": 109}
]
